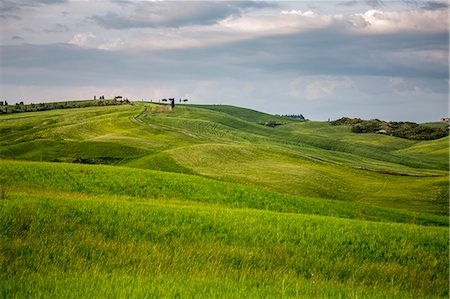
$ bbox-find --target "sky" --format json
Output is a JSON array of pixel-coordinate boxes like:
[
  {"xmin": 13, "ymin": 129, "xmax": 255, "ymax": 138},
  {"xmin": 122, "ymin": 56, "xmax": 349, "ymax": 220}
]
[{"xmin": 0, "ymin": 0, "xmax": 448, "ymax": 122}]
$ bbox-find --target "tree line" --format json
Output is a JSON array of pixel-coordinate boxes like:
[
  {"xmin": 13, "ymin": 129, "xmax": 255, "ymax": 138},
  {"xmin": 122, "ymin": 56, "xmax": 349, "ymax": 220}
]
[
  {"xmin": 277, "ymin": 114, "xmax": 306, "ymax": 120},
  {"xmin": 0, "ymin": 98, "xmax": 131, "ymax": 114},
  {"xmin": 331, "ymin": 117, "xmax": 449, "ymax": 140}
]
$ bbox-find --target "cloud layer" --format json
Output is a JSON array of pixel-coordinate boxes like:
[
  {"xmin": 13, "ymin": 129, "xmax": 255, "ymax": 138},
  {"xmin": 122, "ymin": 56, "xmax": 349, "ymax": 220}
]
[
  {"xmin": 91, "ymin": 1, "xmax": 274, "ymax": 29},
  {"xmin": 0, "ymin": 0, "xmax": 448, "ymax": 122}
]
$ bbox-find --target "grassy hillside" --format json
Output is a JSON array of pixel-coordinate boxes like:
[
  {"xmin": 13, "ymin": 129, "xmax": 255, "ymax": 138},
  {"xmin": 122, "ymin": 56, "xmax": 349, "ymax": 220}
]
[
  {"xmin": 2, "ymin": 193, "xmax": 447, "ymax": 298},
  {"xmin": 0, "ymin": 101, "xmax": 448, "ymax": 297},
  {"xmin": 1, "ymin": 160, "xmax": 446, "ymax": 226}
]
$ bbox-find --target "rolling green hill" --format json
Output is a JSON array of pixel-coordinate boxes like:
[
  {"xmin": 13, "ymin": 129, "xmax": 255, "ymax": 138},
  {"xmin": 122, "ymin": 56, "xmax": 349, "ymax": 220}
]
[{"xmin": 0, "ymin": 101, "xmax": 448, "ymax": 298}]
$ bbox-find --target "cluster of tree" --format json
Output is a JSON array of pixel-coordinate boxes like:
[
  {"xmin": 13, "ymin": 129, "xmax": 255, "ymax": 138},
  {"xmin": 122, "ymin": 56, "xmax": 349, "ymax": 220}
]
[
  {"xmin": 331, "ymin": 117, "xmax": 449, "ymax": 140},
  {"xmin": 262, "ymin": 121, "xmax": 283, "ymax": 128},
  {"xmin": 279, "ymin": 114, "xmax": 306, "ymax": 120},
  {"xmin": 0, "ymin": 98, "xmax": 131, "ymax": 114},
  {"xmin": 71, "ymin": 157, "xmax": 108, "ymax": 164},
  {"xmin": 161, "ymin": 98, "xmax": 188, "ymax": 103}
]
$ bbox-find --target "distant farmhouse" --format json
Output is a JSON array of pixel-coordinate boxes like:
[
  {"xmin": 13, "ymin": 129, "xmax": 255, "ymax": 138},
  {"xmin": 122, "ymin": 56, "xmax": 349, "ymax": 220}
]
[{"xmin": 440, "ymin": 118, "xmax": 449, "ymax": 123}]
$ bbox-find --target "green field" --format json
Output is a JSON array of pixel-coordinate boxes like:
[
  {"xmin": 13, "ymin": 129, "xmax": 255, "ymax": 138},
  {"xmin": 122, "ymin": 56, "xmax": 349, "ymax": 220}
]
[{"xmin": 1, "ymin": 101, "xmax": 448, "ymax": 298}]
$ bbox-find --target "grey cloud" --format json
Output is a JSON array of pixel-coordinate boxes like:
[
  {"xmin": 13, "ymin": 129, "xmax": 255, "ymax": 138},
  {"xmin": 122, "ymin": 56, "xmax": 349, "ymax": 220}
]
[
  {"xmin": 1, "ymin": 1, "xmax": 447, "ymax": 122},
  {"xmin": 421, "ymin": 1, "xmax": 448, "ymax": 10},
  {"xmin": 110, "ymin": 0, "xmax": 136, "ymax": 6},
  {"xmin": 19, "ymin": 0, "xmax": 67, "ymax": 4},
  {"xmin": 398, "ymin": 0, "xmax": 448, "ymax": 10},
  {"xmin": 91, "ymin": 1, "xmax": 275, "ymax": 29},
  {"xmin": 0, "ymin": 1, "xmax": 21, "ymax": 20},
  {"xmin": 11, "ymin": 35, "xmax": 23, "ymax": 40},
  {"xmin": 1, "ymin": 26, "xmax": 447, "ymax": 123},
  {"xmin": 1, "ymin": 0, "xmax": 67, "ymax": 11},
  {"xmin": 44, "ymin": 23, "xmax": 69, "ymax": 33},
  {"xmin": 1, "ymin": 0, "xmax": 68, "ymax": 19},
  {"xmin": 1, "ymin": 26, "xmax": 447, "ymax": 88},
  {"xmin": 1, "ymin": 7, "xmax": 448, "ymax": 85},
  {"xmin": 0, "ymin": 42, "xmax": 262, "ymax": 86},
  {"xmin": 158, "ymin": 28, "xmax": 448, "ymax": 80},
  {"xmin": 338, "ymin": 0, "xmax": 384, "ymax": 7},
  {"xmin": 33, "ymin": 0, "xmax": 67, "ymax": 3},
  {"xmin": 0, "ymin": 43, "xmax": 191, "ymax": 84},
  {"xmin": 1, "ymin": 1, "xmax": 20, "ymax": 13},
  {"xmin": 364, "ymin": 0, "xmax": 384, "ymax": 7},
  {"xmin": 0, "ymin": 13, "xmax": 21, "ymax": 20}
]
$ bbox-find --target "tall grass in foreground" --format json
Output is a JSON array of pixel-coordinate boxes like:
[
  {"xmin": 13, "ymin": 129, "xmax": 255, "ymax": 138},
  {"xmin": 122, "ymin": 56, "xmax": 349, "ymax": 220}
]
[{"xmin": 1, "ymin": 194, "xmax": 448, "ymax": 298}]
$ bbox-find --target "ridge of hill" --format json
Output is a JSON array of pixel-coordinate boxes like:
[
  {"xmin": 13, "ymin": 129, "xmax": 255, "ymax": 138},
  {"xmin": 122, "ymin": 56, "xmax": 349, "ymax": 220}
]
[{"xmin": 0, "ymin": 102, "xmax": 448, "ymax": 214}]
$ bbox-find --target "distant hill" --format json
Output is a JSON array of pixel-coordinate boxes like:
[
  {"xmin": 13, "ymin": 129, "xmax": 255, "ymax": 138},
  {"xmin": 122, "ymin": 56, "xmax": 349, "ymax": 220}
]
[
  {"xmin": 331, "ymin": 117, "xmax": 449, "ymax": 140},
  {"xmin": 1, "ymin": 101, "xmax": 448, "ymax": 206}
]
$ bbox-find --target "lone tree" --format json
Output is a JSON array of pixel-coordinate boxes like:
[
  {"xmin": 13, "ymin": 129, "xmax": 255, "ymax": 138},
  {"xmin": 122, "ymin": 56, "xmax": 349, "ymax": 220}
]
[{"xmin": 169, "ymin": 98, "xmax": 175, "ymax": 109}]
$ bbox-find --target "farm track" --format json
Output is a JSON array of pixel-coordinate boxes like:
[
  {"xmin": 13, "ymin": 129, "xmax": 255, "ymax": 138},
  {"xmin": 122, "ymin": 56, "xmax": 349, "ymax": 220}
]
[
  {"xmin": 130, "ymin": 106, "xmax": 212, "ymax": 140},
  {"xmin": 349, "ymin": 165, "xmax": 440, "ymax": 177}
]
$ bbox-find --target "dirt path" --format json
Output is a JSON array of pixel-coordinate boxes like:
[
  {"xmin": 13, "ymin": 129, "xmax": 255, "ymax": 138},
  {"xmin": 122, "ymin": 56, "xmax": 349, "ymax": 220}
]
[
  {"xmin": 357, "ymin": 177, "xmax": 390, "ymax": 202},
  {"xmin": 374, "ymin": 177, "xmax": 390, "ymax": 195}
]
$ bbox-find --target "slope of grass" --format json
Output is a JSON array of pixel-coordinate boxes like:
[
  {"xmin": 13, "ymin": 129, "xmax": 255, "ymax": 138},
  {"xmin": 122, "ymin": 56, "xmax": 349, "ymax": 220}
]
[
  {"xmin": 189, "ymin": 104, "xmax": 293, "ymax": 124},
  {"xmin": 0, "ymin": 101, "xmax": 449, "ymax": 298},
  {"xmin": 168, "ymin": 143, "xmax": 448, "ymax": 215},
  {"xmin": 2, "ymin": 160, "xmax": 446, "ymax": 226},
  {"xmin": 1, "ymin": 193, "xmax": 448, "ymax": 298},
  {"xmin": 0, "ymin": 103, "xmax": 448, "ymax": 215},
  {"xmin": 395, "ymin": 137, "xmax": 449, "ymax": 157}
]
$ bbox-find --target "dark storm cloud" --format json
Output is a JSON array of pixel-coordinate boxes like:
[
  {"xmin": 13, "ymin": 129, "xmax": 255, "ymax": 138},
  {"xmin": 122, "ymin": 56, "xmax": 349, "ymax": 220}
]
[{"xmin": 91, "ymin": 1, "xmax": 275, "ymax": 29}]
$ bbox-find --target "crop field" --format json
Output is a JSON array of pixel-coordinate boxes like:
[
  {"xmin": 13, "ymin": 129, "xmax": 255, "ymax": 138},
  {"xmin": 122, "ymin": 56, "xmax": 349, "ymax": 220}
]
[{"xmin": 0, "ymin": 101, "xmax": 448, "ymax": 298}]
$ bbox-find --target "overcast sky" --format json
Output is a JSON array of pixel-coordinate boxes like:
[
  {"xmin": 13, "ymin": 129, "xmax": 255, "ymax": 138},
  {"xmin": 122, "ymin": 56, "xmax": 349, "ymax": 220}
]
[{"xmin": 0, "ymin": 0, "xmax": 448, "ymax": 121}]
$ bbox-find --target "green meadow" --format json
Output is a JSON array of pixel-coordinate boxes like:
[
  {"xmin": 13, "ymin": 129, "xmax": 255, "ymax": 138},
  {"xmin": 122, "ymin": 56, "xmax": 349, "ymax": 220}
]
[{"xmin": 0, "ymin": 101, "xmax": 448, "ymax": 298}]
